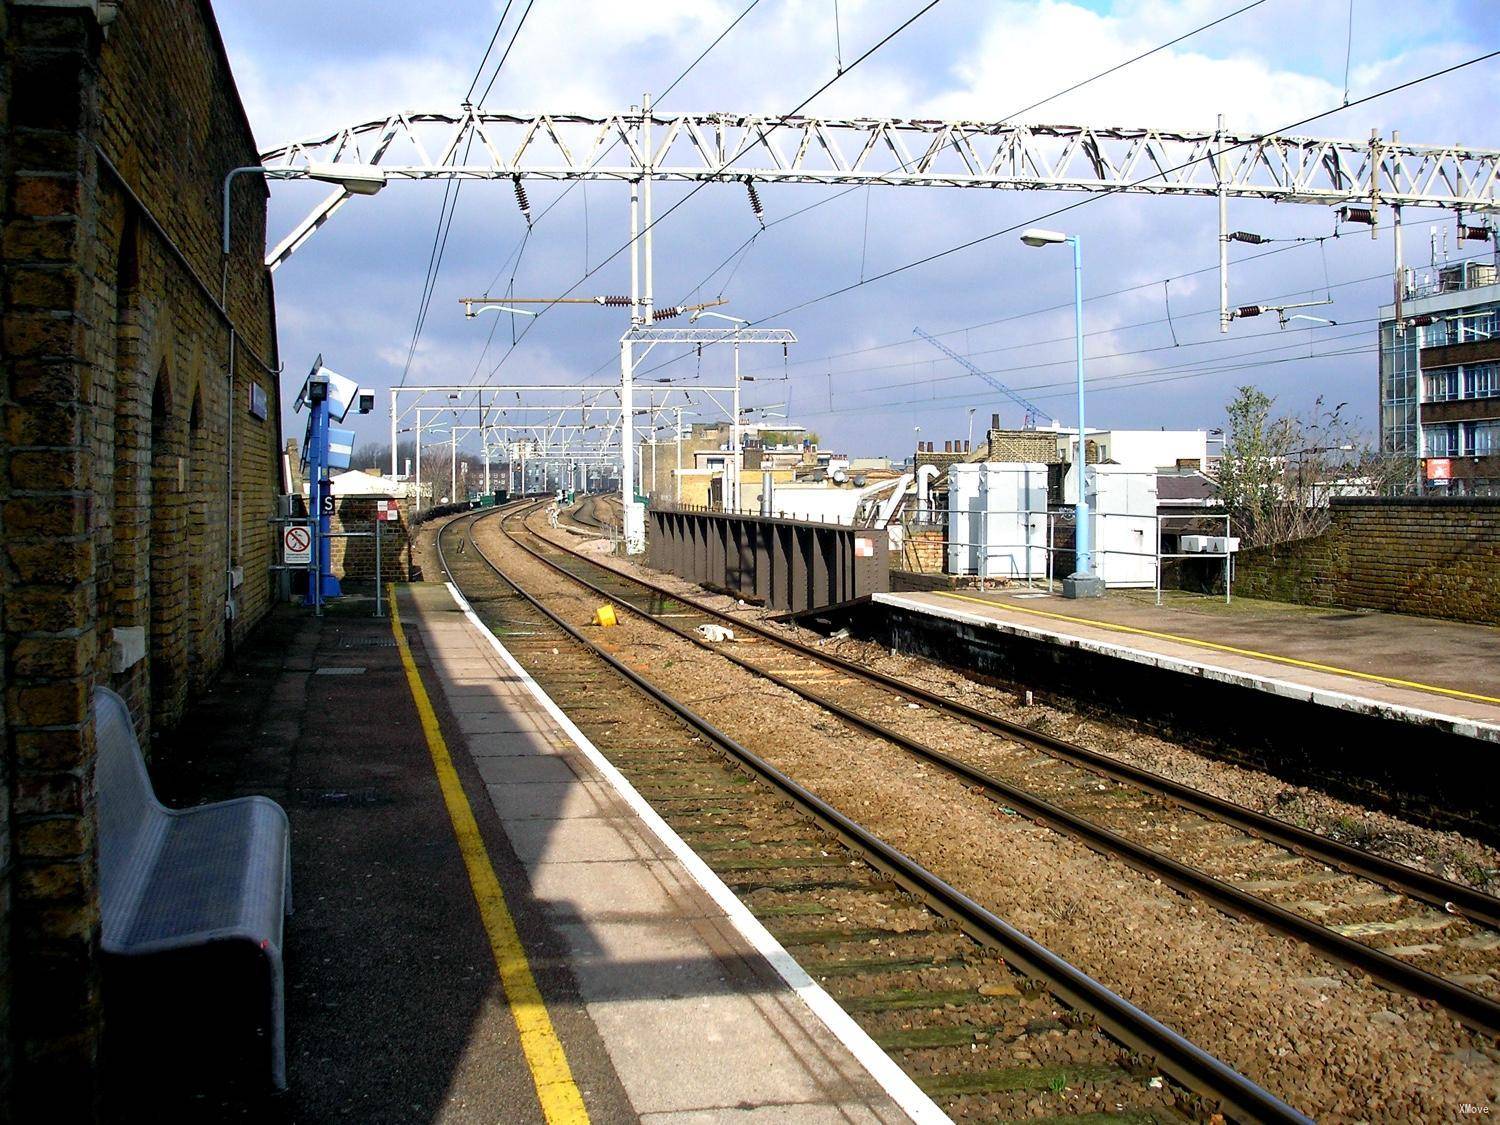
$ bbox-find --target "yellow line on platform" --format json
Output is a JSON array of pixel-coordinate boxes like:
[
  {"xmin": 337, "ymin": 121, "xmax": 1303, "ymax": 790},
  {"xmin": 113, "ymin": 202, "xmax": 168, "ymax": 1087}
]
[
  {"xmin": 931, "ymin": 590, "xmax": 1500, "ymax": 707},
  {"xmin": 390, "ymin": 588, "xmax": 590, "ymax": 1125}
]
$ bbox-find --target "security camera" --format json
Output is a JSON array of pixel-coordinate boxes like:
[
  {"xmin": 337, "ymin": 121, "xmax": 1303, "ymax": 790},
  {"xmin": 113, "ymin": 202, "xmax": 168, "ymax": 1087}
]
[
  {"xmin": 357, "ymin": 390, "xmax": 375, "ymax": 415},
  {"xmin": 307, "ymin": 370, "xmax": 329, "ymax": 403}
]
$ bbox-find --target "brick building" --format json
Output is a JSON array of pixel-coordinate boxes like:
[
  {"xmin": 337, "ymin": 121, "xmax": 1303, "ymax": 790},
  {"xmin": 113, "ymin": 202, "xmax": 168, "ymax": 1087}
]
[{"xmin": 1, "ymin": 0, "xmax": 280, "ymax": 1112}]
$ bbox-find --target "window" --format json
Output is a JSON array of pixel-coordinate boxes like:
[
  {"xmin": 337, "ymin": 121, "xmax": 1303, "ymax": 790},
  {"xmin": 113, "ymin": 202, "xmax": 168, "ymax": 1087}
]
[
  {"xmin": 1457, "ymin": 311, "xmax": 1498, "ymax": 343},
  {"xmin": 1424, "ymin": 424, "xmax": 1460, "ymax": 457},
  {"xmin": 1424, "ymin": 369, "xmax": 1460, "ymax": 401},
  {"xmin": 1470, "ymin": 420, "xmax": 1500, "ymax": 456},
  {"xmin": 1425, "ymin": 309, "xmax": 1500, "ymax": 346},
  {"xmin": 1380, "ymin": 323, "xmax": 1419, "ymax": 454},
  {"xmin": 1464, "ymin": 363, "xmax": 1500, "ymax": 399}
]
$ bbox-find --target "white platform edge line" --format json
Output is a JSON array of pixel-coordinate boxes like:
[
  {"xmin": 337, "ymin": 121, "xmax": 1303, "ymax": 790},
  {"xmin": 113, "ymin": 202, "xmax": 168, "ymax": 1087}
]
[
  {"xmin": 441, "ymin": 581, "xmax": 949, "ymax": 1125},
  {"xmin": 873, "ymin": 592, "xmax": 1496, "ymax": 742}
]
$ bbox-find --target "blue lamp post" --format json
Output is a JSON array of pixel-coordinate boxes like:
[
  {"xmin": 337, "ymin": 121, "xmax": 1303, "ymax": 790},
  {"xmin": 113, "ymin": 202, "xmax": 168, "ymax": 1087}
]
[{"xmin": 1020, "ymin": 228, "xmax": 1103, "ymax": 598}]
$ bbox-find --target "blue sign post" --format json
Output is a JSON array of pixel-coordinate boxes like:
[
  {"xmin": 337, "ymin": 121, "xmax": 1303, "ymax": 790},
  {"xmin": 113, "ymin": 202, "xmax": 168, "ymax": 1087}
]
[{"xmin": 297, "ymin": 356, "xmax": 366, "ymax": 611}]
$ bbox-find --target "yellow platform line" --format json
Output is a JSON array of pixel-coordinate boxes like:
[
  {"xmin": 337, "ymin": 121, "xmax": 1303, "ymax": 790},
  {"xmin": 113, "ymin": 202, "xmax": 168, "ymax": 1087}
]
[
  {"xmin": 390, "ymin": 589, "xmax": 590, "ymax": 1124},
  {"xmin": 930, "ymin": 590, "xmax": 1500, "ymax": 707}
]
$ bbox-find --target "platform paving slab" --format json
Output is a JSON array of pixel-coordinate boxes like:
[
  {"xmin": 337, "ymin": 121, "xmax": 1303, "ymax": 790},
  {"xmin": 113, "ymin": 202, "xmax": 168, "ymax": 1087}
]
[
  {"xmin": 109, "ymin": 601, "xmax": 636, "ymax": 1124},
  {"xmin": 403, "ymin": 584, "xmax": 916, "ymax": 1123}
]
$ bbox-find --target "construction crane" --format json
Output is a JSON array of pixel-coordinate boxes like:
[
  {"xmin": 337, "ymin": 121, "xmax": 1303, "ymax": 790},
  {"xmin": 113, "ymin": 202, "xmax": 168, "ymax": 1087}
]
[{"xmin": 913, "ymin": 327, "xmax": 1051, "ymax": 430}]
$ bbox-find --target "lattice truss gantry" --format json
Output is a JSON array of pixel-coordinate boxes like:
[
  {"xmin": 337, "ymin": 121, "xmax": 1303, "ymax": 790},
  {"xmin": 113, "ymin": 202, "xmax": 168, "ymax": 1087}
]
[
  {"xmin": 390, "ymin": 383, "xmax": 732, "ymax": 474},
  {"xmin": 260, "ymin": 110, "xmax": 1500, "ymax": 201}
]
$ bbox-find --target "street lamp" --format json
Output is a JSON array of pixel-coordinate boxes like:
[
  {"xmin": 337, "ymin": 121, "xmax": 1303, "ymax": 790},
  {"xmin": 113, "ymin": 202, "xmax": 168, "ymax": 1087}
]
[
  {"xmin": 690, "ymin": 308, "xmax": 750, "ymax": 512},
  {"xmin": 1020, "ymin": 227, "xmax": 1103, "ymax": 598},
  {"xmin": 221, "ymin": 163, "xmax": 388, "ymax": 257}
]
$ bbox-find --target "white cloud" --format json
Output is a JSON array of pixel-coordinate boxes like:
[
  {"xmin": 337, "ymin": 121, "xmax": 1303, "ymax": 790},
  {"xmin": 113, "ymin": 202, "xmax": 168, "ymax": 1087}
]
[{"xmin": 216, "ymin": 0, "xmax": 1498, "ymax": 456}]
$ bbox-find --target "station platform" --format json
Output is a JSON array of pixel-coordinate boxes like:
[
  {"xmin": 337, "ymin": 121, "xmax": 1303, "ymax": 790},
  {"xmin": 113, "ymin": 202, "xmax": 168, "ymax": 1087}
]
[
  {"xmin": 873, "ymin": 588, "xmax": 1500, "ymax": 741},
  {"xmin": 134, "ymin": 585, "xmax": 929, "ymax": 1122}
]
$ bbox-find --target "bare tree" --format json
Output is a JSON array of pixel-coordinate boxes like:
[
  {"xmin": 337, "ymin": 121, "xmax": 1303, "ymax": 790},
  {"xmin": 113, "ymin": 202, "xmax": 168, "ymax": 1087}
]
[
  {"xmin": 1213, "ymin": 386, "xmax": 1416, "ymax": 547},
  {"xmin": 350, "ymin": 440, "xmax": 416, "ymax": 475}
]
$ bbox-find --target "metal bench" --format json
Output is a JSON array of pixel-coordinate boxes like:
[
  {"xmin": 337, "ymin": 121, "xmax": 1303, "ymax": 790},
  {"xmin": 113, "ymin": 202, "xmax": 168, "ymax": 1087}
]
[{"xmin": 94, "ymin": 686, "xmax": 292, "ymax": 1090}]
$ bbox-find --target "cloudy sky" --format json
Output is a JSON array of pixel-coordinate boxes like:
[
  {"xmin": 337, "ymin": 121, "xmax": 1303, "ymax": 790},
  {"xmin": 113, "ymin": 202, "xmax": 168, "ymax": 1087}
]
[{"xmin": 215, "ymin": 0, "xmax": 1499, "ymax": 462}]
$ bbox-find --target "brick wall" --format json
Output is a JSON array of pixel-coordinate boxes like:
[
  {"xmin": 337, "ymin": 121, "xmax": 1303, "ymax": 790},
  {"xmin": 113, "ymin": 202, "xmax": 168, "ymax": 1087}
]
[
  {"xmin": 901, "ymin": 528, "xmax": 945, "ymax": 573},
  {"xmin": 327, "ymin": 497, "xmax": 417, "ymax": 581},
  {"xmin": 0, "ymin": 0, "xmax": 279, "ymax": 1113},
  {"xmin": 0, "ymin": 1, "xmax": 12, "ymax": 1100},
  {"xmin": 1232, "ymin": 498, "xmax": 1500, "ymax": 625},
  {"xmin": 987, "ymin": 428, "xmax": 1059, "ymax": 462}
]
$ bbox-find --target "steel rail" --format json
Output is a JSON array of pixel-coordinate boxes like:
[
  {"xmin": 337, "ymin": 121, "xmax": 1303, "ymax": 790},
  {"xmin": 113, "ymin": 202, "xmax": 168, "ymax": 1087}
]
[
  {"xmin": 500, "ymin": 502, "xmax": 1500, "ymax": 1040},
  {"xmin": 544, "ymin": 501, "xmax": 1500, "ymax": 930},
  {"xmin": 438, "ymin": 505, "xmax": 1312, "ymax": 1125}
]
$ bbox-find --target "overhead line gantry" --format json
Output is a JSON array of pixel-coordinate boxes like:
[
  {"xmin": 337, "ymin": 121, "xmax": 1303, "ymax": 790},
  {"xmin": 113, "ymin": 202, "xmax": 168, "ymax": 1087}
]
[{"xmin": 259, "ymin": 103, "xmax": 1500, "ymax": 549}]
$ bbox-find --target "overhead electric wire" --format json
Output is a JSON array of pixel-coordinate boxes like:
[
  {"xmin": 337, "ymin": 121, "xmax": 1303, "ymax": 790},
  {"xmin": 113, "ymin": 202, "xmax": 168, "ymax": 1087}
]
[
  {"xmin": 792, "ymin": 324, "xmax": 1379, "ymax": 420},
  {"xmin": 472, "ymin": 0, "xmax": 944, "ymax": 388},
  {"xmin": 397, "ymin": 0, "xmax": 525, "ymax": 389},
  {"xmin": 627, "ymin": 229, "xmax": 1376, "ymax": 388},
  {"xmin": 659, "ymin": 0, "xmax": 764, "ymax": 103},
  {"xmin": 675, "ymin": 0, "xmax": 1277, "ymax": 313},
  {"xmin": 477, "ymin": 0, "xmax": 537, "ymax": 105},
  {"xmin": 463, "ymin": 10, "xmax": 509, "ymax": 103},
  {"xmin": 740, "ymin": 247, "xmax": 1482, "ymax": 388},
  {"xmin": 1003, "ymin": 0, "xmax": 1269, "ymax": 122},
  {"xmin": 750, "ymin": 48, "xmax": 1500, "ymax": 325},
  {"xmin": 458, "ymin": 0, "xmax": 771, "ymax": 390}
]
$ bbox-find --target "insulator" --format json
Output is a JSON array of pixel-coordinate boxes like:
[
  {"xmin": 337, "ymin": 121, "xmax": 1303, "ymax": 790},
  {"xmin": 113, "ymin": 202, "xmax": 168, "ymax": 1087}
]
[
  {"xmin": 1235, "ymin": 305, "xmax": 1264, "ymax": 318},
  {"xmin": 512, "ymin": 175, "xmax": 532, "ymax": 227},
  {"xmin": 1227, "ymin": 231, "xmax": 1268, "ymax": 244},
  {"xmin": 744, "ymin": 178, "xmax": 765, "ymax": 228},
  {"xmin": 652, "ymin": 306, "xmax": 683, "ymax": 320},
  {"xmin": 1459, "ymin": 224, "xmax": 1492, "ymax": 242},
  {"xmin": 599, "ymin": 295, "xmax": 632, "ymax": 306},
  {"xmin": 1337, "ymin": 205, "xmax": 1374, "ymax": 226}
]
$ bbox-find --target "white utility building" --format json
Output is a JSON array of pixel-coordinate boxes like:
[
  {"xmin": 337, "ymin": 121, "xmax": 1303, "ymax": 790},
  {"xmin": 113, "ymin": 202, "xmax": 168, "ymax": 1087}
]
[
  {"xmin": 1086, "ymin": 465, "xmax": 1158, "ymax": 587},
  {"xmin": 947, "ymin": 462, "xmax": 1049, "ymax": 579}
]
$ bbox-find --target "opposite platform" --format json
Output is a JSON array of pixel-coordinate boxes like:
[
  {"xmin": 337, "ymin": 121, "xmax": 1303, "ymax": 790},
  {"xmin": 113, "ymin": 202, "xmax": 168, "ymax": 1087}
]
[{"xmin": 874, "ymin": 589, "xmax": 1500, "ymax": 742}]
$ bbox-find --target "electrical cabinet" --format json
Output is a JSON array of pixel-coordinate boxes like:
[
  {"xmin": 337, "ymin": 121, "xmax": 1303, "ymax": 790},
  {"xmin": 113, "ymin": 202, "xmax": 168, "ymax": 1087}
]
[
  {"xmin": 1086, "ymin": 465, "xmax": 1157, "ymax": 587},
  {"xmin": 947, "ymin": 463, "xmax": 1049, "ymax": 578}
]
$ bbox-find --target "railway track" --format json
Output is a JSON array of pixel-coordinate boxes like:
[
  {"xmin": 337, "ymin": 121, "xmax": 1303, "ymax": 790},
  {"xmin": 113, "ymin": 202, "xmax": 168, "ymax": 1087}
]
[
  {"xmin": 436, "ymin": 504, "xmax": 1310, "ymax": 1125},
  {"xmin": 514, "ymin": 498, "xmax": 1500, "ymax": 1040},
  {"xmin": 558, "ymin": 492, "xmax": 619, "ymax": 535}
]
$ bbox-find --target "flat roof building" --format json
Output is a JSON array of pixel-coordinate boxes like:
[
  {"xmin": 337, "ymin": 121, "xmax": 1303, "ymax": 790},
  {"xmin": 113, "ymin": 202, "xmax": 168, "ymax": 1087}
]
[{"xmin": 1380, "ymin": 257, "xmax": 1500, "ymax": 495}]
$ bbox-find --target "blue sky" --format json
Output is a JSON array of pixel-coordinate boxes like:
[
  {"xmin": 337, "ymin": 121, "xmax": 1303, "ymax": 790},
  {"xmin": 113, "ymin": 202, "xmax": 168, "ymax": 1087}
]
[{"xmin": 214, "ymin": 0, "xmax": 1499, "ymax": 460}]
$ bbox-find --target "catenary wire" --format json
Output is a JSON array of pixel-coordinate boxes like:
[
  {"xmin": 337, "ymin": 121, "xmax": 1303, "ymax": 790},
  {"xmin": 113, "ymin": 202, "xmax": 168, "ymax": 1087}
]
[{"xmin": 749, "ymin": 49, "xmax": 1500, "ymax": 325}]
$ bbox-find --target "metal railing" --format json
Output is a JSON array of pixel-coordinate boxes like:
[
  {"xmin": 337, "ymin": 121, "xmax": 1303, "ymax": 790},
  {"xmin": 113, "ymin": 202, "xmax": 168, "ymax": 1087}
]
[
  {"xmin": 268, "ymin": 514, "xmax": 392, "ymax": 618},
  {"xmin": 916, "ymin": 506, "xmax": 1237, "ymax": 604}
]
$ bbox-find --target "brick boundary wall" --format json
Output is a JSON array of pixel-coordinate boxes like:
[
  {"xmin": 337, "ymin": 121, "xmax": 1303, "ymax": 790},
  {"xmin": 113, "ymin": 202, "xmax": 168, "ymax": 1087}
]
[
  {"xmin": 1232, "ymin": 498, "xmax": 1500, "ymax": 626},
  {"xmin": 2, "ymin": 1, "xmax": 280, "ymax": 1113},
  {"xmin": 327, "ymin": 497, "xmax": 417, "ymax": 581}
]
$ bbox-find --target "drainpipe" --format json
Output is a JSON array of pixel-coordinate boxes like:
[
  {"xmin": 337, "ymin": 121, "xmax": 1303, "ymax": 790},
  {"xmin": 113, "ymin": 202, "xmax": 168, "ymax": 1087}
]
[{"xmin": 221, "ymin": 167, "xmax": 261, "ymax": 634}]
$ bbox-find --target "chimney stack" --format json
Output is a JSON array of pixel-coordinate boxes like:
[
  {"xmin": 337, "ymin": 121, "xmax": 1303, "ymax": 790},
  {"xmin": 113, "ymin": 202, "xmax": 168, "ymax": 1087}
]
[
  {"xmin": 943, "ymin": 440, "xmax": 952, "ymax": 453},
  {"xmin": 991, "ymin": 413, "xmax": 1000, "ymax": 429},
  {"xmin": 963, "ymin": 439, "xmax": 971, "ymax": 453}
]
